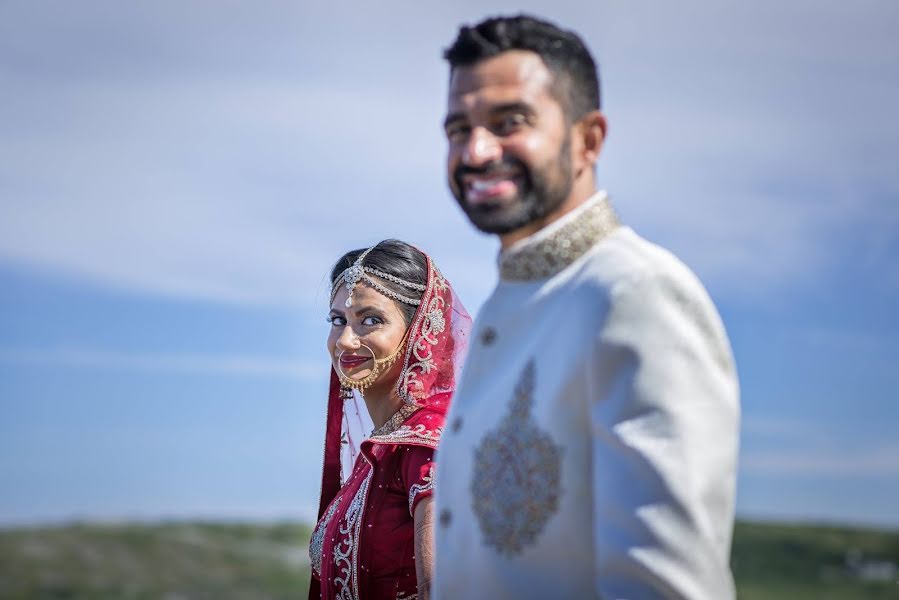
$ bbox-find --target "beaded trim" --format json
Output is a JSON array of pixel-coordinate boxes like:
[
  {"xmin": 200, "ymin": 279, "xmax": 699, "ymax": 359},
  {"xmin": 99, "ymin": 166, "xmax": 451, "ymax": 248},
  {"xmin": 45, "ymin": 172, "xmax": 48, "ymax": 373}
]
[
  {"xmin": 397, "ymin": 264, "xmax": 449, "ymax": 403},
  {"xmin": 370, "ymin": 403, "xmax": 420, "ymax": 438},
  {"xmin": 408, "ymin": 464, "xmax": 435, "ymax": 516},
  {"xmin": 331, "ymin": 244, "xmax": 425, "ymax": 308},
  {"xmin": 369, "ymin": 423, "xmax": 442, "ymax": 449},
  {"xmin": 333, "ymin": 469, "xmax": 371, "ymax": 600},
  {"xmin": 309, "ymin": 495, "xmax": 342, "ymax": 576},
  {"xmin": 499, "ymin": 192, "xmax": 620, "ymax": 282},
  {"xmin": 367, "ymin": 268, "xmax": 426, "ymax": 291}
]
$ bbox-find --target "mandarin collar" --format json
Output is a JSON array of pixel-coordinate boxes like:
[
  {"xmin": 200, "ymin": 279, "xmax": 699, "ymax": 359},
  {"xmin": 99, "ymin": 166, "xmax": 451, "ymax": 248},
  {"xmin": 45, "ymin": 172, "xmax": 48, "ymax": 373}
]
[{"xmin": 498, "ymin": 191, "xmax": 620, "ymax": 282}]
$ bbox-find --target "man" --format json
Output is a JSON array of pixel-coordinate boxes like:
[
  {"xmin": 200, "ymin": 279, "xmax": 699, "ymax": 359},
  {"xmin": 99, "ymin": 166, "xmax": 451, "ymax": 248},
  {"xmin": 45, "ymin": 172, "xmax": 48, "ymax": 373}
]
[{"xmin": 433, "ymin": 15, "xmax": 740, "ymax": 599}]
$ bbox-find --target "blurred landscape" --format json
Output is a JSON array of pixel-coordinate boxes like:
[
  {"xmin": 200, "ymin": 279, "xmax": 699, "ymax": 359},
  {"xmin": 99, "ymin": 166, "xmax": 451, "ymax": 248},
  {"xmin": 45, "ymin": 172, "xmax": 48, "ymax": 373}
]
[
  {"xmin": 1, "ymin": 520, "xmax": 897, "ymax": 599},
  {"xmin": 1, "ymin": 5, "xmax": 898, "ymax": 600},
  {"xmin": 0, "ymin": 522, "xmax": 312, "ymax": 600}
]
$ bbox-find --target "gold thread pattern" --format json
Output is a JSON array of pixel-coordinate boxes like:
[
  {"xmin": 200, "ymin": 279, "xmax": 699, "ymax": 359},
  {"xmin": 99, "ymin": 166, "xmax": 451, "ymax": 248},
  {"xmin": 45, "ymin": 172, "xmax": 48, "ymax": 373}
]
[
  {"xmin": 333, "ymin": 470, "xmax": 372, "ymax": 600},
  {"xmin": 369, "ymin": 423, "xmax": 442, "ymax": 449},
  {"xmin": 397, "ymin": 266, "xmax": 448, "ymax": 402},
  {"xmin": 499, "ymin": 194, "xmax": 619, "ymax": 282},
  {"xmin": 370, "ymin": 403, "xmax": 420, "ymax": 438},
  {"xmin": 408, "ymin": 464, "xmax": 435, "ymax": 515},
  {"xmin": 309, "ymin": 496, "xmax": 343, "ymax": 577},
  {"xmin": 470, "ymin": 360, "xmax": 563, "ymax": 556}
]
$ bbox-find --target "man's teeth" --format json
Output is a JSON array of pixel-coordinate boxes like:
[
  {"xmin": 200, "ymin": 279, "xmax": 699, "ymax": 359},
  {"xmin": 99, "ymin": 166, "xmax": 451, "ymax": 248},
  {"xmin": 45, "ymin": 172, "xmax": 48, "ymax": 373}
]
[{"xmin": 471, "ymin": 177, "xmax": 511, "ymax": 190}]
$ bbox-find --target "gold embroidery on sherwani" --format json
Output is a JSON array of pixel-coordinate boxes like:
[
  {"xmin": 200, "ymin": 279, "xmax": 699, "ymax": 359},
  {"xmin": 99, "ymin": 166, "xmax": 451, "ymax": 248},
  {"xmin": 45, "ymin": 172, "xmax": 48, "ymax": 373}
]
[
  {"xmin": 471, "ymin": 360, "xmax": 563, "ymax": 556},
  {"xmin": 499, "ymin": 193, "xmax": 619, "ymax": 282}
]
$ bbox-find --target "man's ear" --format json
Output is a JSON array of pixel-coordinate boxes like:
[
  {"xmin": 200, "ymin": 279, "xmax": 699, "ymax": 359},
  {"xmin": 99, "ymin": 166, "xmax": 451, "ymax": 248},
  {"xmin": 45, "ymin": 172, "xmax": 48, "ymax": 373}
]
[{"xmin": 578, "ymin": 110, "xmax": 607, "ymax": 167}]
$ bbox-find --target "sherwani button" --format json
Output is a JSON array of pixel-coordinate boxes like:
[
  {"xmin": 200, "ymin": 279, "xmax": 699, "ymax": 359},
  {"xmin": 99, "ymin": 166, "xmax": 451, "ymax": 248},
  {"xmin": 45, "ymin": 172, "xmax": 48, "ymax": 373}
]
[
  {"xmin": 480, "ymin": 327, "xmax": 497, "ymax": 346},
  {"xmin": 439, "ymin": 509, "xmax": 452, "ymax": 527}
]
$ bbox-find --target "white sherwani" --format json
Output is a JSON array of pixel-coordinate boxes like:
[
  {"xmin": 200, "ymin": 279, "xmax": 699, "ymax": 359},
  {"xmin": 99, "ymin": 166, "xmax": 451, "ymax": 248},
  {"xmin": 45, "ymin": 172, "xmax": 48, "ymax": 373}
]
[{"xmin": 434, "ymin": 192, "xmax": 740, "ymax": 599}]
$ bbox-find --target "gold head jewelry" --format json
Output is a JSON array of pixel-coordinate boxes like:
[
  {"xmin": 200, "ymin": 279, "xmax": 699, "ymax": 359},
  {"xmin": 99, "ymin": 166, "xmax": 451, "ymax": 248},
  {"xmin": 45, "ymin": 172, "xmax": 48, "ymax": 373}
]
[{"xmin": 331, "ymin": 244, "xmax": 426, "ymax": 308}]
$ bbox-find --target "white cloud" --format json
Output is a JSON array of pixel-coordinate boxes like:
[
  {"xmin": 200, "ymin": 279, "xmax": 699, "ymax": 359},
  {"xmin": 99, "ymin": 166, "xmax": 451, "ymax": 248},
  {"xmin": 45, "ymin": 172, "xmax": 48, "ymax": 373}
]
[
  {"xmin": 741, "ymin": 416, "xmax": 807, "ymax": 438},
  {"xmin": 0, "ymin": 346, "xmax": 327, "ymax": 379},
  {"xmin": 0, "ymin": 0, "xmax": 896, "ymax": 308},
  {"xmin": 740, "ymin": 410, "xmax": 899, "ymax": 479},
  {"xmin": 741, "ymin": 445, "xmax": 899, "ymax": 477}
]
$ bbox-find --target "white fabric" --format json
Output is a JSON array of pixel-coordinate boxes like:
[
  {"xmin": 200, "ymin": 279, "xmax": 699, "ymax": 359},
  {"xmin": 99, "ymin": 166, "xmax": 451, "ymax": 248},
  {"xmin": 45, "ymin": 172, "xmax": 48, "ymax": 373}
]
[
  {"xmin": 340, "ymin": 389, "xmax": 374, "ymax": 482},
  {"xmin": 434, "ymin": 215, "xmax": 740, "ymax": 599}
]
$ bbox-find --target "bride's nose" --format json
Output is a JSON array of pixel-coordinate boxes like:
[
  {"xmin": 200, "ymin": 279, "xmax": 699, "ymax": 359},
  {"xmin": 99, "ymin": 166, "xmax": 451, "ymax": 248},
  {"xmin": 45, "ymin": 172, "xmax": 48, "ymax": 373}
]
[{"xmin": 335, "ymin": 325, "xmax": 361, "ymax": 353}]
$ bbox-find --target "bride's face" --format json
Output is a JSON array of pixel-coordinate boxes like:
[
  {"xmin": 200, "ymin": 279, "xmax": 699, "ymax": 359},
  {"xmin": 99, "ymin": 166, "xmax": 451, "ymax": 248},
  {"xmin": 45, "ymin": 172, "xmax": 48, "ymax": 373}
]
[{"xmin": 328, "ymin": 282, "xmax": 409, "ymax": 386}]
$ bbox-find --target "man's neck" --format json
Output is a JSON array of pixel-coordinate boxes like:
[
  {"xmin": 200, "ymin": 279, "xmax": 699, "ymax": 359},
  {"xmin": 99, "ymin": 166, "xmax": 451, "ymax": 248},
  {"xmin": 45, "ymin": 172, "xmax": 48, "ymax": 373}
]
[{"xmin": 499, "ymin": 185, "xmax": 598, "ymax": 250}]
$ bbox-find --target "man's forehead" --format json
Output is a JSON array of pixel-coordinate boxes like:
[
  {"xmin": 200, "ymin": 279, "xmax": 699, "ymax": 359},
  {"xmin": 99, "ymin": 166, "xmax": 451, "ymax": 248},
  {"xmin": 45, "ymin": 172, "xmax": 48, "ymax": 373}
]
[{"xmin": 448, "ymin": 50, "xmax": 554, "ymax": 103}]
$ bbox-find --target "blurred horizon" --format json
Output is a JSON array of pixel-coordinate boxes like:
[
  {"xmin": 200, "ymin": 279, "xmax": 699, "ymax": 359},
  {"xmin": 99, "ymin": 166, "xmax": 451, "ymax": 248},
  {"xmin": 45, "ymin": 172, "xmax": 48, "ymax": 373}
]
[{"xmin": 2, "ymin": 1, "xmax": 898, "ymax": 529}]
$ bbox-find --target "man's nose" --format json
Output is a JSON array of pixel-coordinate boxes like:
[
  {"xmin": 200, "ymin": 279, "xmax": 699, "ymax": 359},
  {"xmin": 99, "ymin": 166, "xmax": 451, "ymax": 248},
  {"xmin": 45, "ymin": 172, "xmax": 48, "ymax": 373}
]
[{"xmin": 462, "ymin": 127, "xmax": 501, "ymax": 167}]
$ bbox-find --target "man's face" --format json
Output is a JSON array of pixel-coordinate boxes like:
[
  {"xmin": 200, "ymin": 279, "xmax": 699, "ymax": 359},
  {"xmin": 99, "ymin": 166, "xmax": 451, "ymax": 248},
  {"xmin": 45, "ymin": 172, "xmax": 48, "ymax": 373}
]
[{"xmin": 444, "ymin": 50, "xmax": 574, "ymax": 235}]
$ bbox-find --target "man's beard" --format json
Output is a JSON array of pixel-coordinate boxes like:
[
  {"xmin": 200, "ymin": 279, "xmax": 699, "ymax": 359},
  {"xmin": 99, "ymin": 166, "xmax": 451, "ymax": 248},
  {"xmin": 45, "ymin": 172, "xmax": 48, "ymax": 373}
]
[{"xmin": 451, "ymin": 140, "xmax": 573, "ymax": 235}]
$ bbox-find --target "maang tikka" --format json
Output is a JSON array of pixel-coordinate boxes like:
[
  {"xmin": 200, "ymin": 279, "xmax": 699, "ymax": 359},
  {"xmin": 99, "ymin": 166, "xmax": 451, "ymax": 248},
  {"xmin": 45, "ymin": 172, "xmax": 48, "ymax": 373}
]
[{"xmin": 331, "ymin": 244, "xmax": 426, "ymax": 308}]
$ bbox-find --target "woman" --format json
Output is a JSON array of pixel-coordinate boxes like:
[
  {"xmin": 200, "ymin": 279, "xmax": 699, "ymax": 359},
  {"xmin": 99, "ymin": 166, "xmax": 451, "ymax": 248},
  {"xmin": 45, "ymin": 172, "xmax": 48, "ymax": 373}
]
[{"xmin": 309, "ymin": 240, "xmax": 471, "ymax": 600}]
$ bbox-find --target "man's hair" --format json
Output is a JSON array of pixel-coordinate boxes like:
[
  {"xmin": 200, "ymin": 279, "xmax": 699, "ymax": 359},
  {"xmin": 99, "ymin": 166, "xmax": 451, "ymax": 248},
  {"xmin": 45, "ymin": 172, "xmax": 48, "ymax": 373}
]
[{"xmin": 443, "ymin": 14, "xmax": 601, "ymax": 122}]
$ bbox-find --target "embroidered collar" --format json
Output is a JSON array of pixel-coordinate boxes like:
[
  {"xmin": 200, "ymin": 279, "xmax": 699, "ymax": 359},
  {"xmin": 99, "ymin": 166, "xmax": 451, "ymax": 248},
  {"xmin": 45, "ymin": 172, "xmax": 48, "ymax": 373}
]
[
  {"xmin": 498, "ymin": 191, "xmax": 620, "ymax": 282},
  {"xmin": 370, "ymin": 402, "xmax": 420, "ymax": 437}
]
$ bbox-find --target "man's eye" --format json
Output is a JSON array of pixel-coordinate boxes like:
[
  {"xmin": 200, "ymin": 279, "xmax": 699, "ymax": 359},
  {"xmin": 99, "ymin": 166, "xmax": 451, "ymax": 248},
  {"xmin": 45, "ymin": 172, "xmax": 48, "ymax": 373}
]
[
  {"xmin": 446, "ymin": 124, "xmax": 470, "ymax": 142},
  {"xmin": 496, "ymin": 114, "xmax": 526, "ymax": 134}
]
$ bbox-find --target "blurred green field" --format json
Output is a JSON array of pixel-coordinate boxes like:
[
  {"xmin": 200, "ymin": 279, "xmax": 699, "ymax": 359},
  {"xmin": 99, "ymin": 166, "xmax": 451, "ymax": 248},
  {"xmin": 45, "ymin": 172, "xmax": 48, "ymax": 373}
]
[
  {"xmin": 0, "ymin": 519, "xmax": 897, "ymax": 599},
  {"xmin": 731, "ymin": 521, "xmax": 899, "ymax": 599},
  {"xmin": 0, "ymin": 522, "xmax": 312, "ymax": 600}
]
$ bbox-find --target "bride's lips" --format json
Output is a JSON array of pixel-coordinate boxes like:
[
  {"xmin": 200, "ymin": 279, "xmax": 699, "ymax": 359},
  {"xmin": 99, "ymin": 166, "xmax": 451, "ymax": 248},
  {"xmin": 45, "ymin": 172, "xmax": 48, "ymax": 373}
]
[{"xmin": 339, "ymin": 354, "xmax": 372, "ymax": 369}]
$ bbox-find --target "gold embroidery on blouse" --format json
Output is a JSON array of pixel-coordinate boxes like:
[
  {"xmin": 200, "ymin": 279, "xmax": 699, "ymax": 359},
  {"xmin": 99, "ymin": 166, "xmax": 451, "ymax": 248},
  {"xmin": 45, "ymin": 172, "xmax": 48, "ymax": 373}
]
[
  {"xmin": 408, "ymin": 463, "xmax": 435, "ymax": 515},
  {"xmin": 370, "ymin": 403, "xmax": 420, "ymax": 438},
  {"xmin": 333, "ymin": 469, "xmax": 371, "ymax": 600},
  {"xmin": 309, "ymin": 496, "xmax": 342, "ymax": 577},
  {"xmin": 471, "ymin": 360, "xmax": 563, "ymax": 556},
  {"xmin": 369, "ymin": 423, "xmax": 442, "ymax": 448},
  {"xmin": 499, "ymin": 193, "xmax": 619, "ymax": 282}
]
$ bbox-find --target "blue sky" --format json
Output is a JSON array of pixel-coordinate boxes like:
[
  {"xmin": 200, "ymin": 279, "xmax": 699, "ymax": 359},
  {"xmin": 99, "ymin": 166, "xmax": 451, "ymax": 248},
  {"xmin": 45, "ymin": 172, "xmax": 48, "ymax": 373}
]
[{"xmin": 1, "ymin": 1, "xmax": 898, "ymax": 527}]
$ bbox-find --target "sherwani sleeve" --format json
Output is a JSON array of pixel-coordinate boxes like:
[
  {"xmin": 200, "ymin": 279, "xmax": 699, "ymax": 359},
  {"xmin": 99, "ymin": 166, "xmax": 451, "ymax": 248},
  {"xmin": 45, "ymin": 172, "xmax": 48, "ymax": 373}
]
[{"xmin": 589, "ymin": 268, "xmax": 740, "ymax": 599}]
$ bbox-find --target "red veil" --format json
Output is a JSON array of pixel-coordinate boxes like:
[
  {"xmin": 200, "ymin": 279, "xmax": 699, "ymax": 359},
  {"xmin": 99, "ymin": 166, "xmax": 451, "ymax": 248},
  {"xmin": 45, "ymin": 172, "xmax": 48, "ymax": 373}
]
[{"xmin": 314, "ymin": 253, "xmax": 472, "ymax": 521}]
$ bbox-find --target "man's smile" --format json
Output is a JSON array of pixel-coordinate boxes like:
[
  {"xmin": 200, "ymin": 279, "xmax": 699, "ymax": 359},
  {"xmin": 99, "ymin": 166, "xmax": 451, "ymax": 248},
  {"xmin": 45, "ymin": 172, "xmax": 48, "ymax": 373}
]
[{"xmin": 459, "ymin": 165, "xmax": 525, "ymax": 206}]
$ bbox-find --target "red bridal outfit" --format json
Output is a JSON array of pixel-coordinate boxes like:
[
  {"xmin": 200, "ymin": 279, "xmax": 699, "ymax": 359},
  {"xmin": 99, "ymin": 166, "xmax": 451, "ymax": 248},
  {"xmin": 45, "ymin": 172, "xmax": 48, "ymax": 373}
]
[{"xmin": 309, "ymin": 257, "xmax": 470, "ymax": 600}]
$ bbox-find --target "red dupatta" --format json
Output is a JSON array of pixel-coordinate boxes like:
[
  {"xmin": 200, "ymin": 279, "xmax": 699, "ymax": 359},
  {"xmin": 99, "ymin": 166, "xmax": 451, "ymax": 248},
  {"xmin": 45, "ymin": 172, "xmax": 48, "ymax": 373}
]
[{"xmin": 314, "ymin": 254, "xmax": 471, "ymax": 521}]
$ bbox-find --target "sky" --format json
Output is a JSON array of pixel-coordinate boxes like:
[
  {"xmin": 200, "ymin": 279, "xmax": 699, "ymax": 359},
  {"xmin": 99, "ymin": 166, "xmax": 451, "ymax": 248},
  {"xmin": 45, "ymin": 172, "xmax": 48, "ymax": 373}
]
[{"xmin": 1, "ymin": 1, "xmax": 898, "ymax": 528}]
